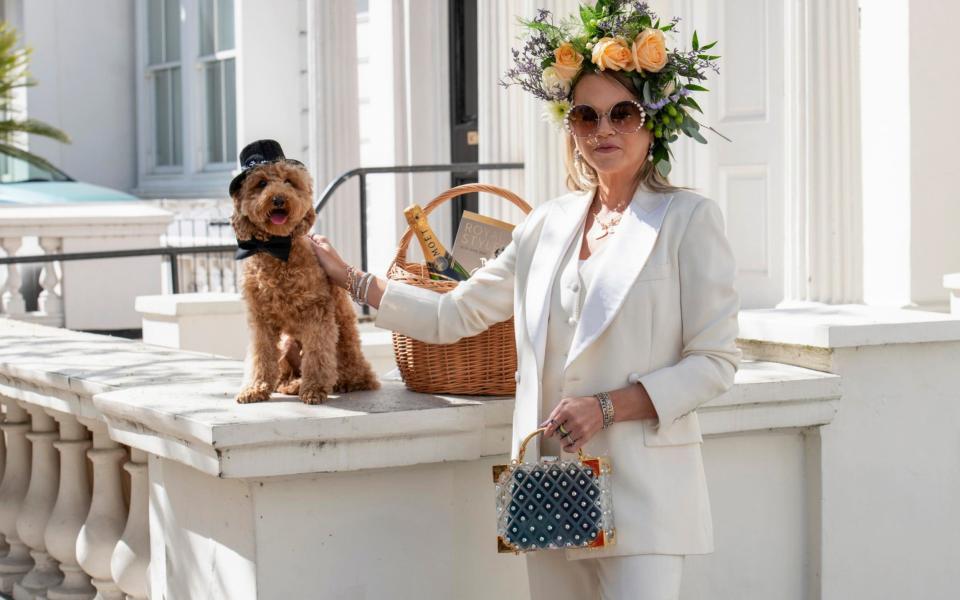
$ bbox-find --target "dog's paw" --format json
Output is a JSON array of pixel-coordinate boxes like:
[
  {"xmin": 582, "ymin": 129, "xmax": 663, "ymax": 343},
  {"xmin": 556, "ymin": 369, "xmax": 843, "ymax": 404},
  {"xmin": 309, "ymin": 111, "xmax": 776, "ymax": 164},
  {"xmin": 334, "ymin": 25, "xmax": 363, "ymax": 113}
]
[
  {"xmin": 277, "ymin": 377, "xmax": 302, "ymax": 396},
  {"xmin": 299, "ymin": 387, "xmax": 328, "ymax": 405},
  {"xmin": 236, "ymin": 382, "xmax": 273, "ymax": 404}
]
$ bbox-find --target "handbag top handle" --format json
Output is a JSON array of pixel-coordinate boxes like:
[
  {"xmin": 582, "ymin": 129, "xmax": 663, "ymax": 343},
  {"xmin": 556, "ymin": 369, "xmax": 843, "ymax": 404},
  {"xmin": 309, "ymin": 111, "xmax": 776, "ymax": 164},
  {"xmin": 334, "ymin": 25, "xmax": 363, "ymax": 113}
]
[{"xmin": 516, "ymin": 428, "xmax": 587, "ymax": 464}]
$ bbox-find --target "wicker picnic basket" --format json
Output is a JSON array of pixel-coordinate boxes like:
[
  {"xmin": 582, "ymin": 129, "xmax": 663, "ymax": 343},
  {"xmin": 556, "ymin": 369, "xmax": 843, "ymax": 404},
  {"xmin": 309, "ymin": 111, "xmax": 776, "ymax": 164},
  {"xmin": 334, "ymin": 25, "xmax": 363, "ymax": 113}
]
[{"xmin": 386, "ymin": 183, "xmax": 532, "ymax": 395}]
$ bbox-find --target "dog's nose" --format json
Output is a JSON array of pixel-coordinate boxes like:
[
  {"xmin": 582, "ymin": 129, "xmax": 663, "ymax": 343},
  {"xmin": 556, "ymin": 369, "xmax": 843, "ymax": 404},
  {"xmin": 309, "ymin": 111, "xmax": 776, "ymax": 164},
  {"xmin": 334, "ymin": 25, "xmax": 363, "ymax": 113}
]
[{"xmin": 272, "ymin": 195, "xmax": 285, "ymax": 207}]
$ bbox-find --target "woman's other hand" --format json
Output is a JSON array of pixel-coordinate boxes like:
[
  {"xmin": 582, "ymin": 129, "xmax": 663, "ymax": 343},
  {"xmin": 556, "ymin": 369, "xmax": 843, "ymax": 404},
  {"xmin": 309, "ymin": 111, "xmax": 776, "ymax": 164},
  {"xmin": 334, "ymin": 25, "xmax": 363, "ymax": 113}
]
[
  {"xmin": 309, "ymin": 234, "xmax": 349, "ymax": 288},
  {"xmin": 541, "ymin": 395, "xmax": 604, "ymax": 453}
]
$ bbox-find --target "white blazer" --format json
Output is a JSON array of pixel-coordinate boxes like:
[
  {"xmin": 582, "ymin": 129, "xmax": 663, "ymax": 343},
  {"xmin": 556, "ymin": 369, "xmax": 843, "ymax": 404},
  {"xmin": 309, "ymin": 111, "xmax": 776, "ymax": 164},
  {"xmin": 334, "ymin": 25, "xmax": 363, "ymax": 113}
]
[{"xmin": 374, "ymin": 186, "xmax": 742, "ymax": 558}]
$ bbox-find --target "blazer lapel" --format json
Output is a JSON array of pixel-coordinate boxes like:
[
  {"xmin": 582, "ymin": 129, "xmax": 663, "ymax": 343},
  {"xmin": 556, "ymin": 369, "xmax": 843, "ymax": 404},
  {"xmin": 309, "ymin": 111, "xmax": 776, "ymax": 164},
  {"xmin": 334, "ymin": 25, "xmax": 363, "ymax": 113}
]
[
  {"xmin": 564, "ymin": 190, "xmax": 674, "ymax": 370},
  {"xmin": 524, "ymin": 191, "xmax": 592, "ymax": 373}
]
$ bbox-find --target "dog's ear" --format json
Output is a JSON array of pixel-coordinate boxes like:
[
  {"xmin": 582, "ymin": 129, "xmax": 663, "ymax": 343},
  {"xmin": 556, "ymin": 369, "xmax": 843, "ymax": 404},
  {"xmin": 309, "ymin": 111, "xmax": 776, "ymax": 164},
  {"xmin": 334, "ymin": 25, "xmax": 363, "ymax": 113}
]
[
  {"xmin": 291, "ymin": 166, "xmax": 316, "ymax": 238},
  {"xmin": 231, "ymin": 193, "xmax": 266, "ymax": 241},
  {"xmin": 292, "ymin": 206, "xmax": 316, "ymax": 238}
]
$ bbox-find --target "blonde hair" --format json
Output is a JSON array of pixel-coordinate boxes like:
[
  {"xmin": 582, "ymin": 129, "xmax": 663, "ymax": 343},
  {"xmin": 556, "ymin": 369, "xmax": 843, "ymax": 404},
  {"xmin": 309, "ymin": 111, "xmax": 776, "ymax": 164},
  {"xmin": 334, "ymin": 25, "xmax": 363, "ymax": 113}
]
[{"xmin": 563, "ymin": 71, "xmax": 685, "ymax": 195}]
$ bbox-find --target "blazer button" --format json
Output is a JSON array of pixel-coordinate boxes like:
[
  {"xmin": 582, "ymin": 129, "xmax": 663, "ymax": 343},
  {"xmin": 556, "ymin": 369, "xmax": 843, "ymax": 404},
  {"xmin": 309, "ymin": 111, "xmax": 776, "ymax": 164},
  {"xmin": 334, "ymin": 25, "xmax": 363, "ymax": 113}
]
[
  {"xmin": 567, "ymin": 317, "xmax": 577, "ymax": 326},
  {"xmin": 570, "ymin": 282, "xmax": 580, "ymax": 292},
  {"xmin": 627, "ymin": 372, "xmax": 642, "ymax": 384},
  {"xmin": 514, "ymin": 371, "xmax": 520, "ymax": 383}
]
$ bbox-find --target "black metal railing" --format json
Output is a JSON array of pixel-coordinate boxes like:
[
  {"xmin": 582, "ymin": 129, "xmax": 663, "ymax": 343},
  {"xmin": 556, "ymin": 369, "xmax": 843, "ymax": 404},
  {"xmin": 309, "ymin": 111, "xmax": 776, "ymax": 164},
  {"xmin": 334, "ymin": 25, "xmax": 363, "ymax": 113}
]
[{"xmin": 0, "ymin": 162, "xmax": 523, "ymax": 295}]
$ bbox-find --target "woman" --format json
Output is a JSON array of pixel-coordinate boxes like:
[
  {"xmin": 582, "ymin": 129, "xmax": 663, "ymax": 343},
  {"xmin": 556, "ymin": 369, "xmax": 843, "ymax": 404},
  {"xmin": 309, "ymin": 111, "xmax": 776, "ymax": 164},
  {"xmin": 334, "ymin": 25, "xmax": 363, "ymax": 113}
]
[{"xmin": 310, "ymin": 11, "xmax": 740, "ymax": 600}]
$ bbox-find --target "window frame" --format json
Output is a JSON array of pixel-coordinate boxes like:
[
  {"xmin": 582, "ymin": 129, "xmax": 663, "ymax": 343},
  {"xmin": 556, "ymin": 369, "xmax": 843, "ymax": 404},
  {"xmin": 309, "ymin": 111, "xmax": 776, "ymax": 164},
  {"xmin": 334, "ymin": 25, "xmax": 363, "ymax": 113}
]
[{"xmin": 135, "ymin": 0, "xmax": 239, "ymax": 197}]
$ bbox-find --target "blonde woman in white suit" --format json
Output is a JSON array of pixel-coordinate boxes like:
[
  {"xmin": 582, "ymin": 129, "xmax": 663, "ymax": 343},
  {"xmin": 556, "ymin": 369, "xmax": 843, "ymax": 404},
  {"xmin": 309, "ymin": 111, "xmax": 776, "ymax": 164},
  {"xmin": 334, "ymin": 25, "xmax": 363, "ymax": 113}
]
[{"xmin": 309, "ymin": 68, "xmax": 740, "ymax": 600}]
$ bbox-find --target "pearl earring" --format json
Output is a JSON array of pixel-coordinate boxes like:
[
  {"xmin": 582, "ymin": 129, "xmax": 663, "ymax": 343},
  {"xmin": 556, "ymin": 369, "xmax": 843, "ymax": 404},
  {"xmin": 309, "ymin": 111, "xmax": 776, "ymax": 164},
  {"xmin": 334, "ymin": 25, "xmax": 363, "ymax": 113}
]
[{"xmin": 647, "ymin": 141, "xmax": 655, "ymax": 163}]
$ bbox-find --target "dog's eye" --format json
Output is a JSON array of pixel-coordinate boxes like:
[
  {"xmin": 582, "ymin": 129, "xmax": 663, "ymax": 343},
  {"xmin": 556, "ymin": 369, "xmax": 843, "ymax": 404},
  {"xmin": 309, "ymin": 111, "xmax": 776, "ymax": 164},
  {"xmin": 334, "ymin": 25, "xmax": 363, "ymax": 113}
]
[
  {"xmin": 284, "ymin": 179, "xmax": 292, "ymax": 186},
  {"xmin": 257, "ymin": 180, "xmax": 267, "ymax": 188}
]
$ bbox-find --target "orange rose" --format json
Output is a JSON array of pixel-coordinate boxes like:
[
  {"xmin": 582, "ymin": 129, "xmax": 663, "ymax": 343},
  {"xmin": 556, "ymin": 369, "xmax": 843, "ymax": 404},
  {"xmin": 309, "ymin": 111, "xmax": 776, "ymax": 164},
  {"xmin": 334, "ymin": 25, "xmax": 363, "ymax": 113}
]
[
  {"xmin": 591, "ymin": 37, "xmax": 634, "ymax": 72},
  {"xmin": 553, "ymin": 42, "xmax": 584, "ymax": 81},
  {"xmin": 632, "ymin": 28, "xmax": 668, "ymax": 73}
]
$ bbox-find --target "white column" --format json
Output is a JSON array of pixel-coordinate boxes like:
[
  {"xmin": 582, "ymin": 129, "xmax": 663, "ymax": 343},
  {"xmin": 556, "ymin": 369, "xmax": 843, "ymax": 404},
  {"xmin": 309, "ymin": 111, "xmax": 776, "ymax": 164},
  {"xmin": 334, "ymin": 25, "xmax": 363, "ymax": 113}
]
[
  {"xmin": 76, "ymin": 420, "xmax": 127, "ymax": 600},
  {"xmin": 783, "ymin": 0, "xmax": 862, "ymax": 305},
  {"xmin": 37, "ymin": 236, "xmax": 64, "ymax": 324},
  {"xmin": 0, "ymin": 399, "xmax": 34, "ymax": 593},
  {"xmin": 477, "ymin": 0, "xmax": 528, "ymax": 221},
  {"xmin": 520, "ymin": 0, "xmax": 581, "ymax": 208},
  {"xmin": 306, "ymin": 0, "xmax": 363, "ymax": 269},
  {"xmin": 1, "ymin": 237, "xmax": 27, "ymax": 317},
  {"xmin": 14, "ymin": 403, "xmax": 63, "ymax": 599},
  {"xmin": 110, "ymin": 449, "xmax": 149, "ymax": 600},
  {"xmin": 45, "ymin": 412, "xmax": 94, "ymax": 600}
]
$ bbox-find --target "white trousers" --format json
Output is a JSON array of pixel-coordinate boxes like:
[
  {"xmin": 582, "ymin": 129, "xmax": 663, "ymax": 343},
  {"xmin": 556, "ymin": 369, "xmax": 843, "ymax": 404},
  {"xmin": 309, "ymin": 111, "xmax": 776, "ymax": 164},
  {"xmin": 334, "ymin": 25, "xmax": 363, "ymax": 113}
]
[{"xmin": 526, "ymin": 551, "xmax": 684, "ymax": 600}]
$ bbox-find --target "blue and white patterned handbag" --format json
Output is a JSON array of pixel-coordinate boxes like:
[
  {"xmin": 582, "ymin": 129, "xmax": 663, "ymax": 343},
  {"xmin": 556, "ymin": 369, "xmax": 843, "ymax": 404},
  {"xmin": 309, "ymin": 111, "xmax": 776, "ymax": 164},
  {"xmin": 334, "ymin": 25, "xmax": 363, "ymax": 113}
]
[{"xmin": 493, "ymin": 428, "xmax": 616, "ymax": 553}]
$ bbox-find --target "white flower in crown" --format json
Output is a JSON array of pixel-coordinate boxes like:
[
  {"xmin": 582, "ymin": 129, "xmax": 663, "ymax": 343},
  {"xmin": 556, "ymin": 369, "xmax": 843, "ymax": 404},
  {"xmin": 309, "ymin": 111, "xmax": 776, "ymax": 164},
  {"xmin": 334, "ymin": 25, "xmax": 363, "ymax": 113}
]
[
  {"xmin": 662, "ymin": 80, "xmax": 676, "ymax": 97},
  {"xmin": 541, "ymin": 66, "xmax": 571, "ymax": 98},
  {"xmin": 542, "ymin": 99, "xmax": 572, "ymax": 126}
]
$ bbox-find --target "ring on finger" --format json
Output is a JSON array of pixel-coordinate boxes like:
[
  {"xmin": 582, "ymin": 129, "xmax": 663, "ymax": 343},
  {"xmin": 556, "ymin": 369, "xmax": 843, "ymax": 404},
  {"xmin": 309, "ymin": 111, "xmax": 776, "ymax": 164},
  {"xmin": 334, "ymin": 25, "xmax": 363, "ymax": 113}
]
[{"xmin": 557, "ymin": 423, "xmax": 570, "ymax": 436}]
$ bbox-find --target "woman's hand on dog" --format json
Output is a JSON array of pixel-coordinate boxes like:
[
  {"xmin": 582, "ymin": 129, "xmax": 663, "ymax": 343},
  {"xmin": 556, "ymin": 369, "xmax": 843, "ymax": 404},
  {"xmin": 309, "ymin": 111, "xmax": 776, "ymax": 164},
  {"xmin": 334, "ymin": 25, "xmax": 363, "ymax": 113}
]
[
  {"xmin": 309, "ymin": 234, "xmax": 387, "ymax": 309},
  {"xmin": 309, "ymin": 234, "xmax": 349, "ymax": 287}
]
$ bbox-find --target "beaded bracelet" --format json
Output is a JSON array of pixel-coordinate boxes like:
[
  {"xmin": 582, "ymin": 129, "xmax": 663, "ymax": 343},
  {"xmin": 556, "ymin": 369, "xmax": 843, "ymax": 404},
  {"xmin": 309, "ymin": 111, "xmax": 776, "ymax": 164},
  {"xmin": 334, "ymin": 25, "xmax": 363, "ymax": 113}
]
[
  {"xmin": 595, "ymin": 391, "xmax": 615, "ymax": 429},
  {"xmin": 343, "ymin": 266, "xmax": 376, "ymax": 306}
]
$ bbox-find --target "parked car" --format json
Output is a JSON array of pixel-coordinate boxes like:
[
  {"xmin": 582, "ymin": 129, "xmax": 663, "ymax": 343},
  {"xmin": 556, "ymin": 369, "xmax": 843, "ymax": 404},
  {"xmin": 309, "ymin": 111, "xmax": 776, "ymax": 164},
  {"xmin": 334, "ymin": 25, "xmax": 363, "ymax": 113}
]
[
  {"xmin": 0, "ymin": 150, "xmax": 142, "ymax": 311},
  {"xmin": 0, "ymin": 151, "xmax": 138, "ymax": 205}
]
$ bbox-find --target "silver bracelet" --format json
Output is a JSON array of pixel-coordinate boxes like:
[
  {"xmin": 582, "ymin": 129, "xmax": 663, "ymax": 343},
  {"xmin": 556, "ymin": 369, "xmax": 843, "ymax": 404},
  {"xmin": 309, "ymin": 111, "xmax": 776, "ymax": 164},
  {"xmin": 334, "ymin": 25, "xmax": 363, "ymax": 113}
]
[
  {"xmin": 595, "ymin": 391, "xmax": 615, "ymax": 429},
  {"xmin": 359, "ymin": 272, "xmax": 375, "ymax": 305}
]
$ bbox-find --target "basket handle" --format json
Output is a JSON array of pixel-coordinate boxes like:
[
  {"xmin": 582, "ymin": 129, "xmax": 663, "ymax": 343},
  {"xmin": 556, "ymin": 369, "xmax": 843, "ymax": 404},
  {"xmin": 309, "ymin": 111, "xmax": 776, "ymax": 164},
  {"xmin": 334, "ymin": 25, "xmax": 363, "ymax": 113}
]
[
  {"xmin": 516, "ymin": 428, "xmax": 586, "ymax": 463},
  {"xmin": 393, "ymin": 183, "xmax": 532, "ymax": 266}
]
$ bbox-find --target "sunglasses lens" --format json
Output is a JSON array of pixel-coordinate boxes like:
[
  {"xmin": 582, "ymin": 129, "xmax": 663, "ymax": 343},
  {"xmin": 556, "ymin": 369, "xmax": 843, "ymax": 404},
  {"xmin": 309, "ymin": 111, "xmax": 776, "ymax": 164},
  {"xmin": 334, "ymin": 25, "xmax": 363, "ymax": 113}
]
[
  {"xmin": 610, "ymin": 101, "xmax": 645, "ymax": 133},
  {"xmin": 567, "ymin": 105, "xmax": 599, "ymax": 137}
]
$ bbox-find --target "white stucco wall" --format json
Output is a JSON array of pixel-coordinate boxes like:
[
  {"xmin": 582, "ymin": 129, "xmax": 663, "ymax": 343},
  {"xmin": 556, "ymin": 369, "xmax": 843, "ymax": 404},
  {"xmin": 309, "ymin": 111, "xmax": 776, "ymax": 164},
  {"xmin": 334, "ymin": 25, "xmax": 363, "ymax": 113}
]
[{"xmin": 8, "ymin": 0, "xmax": 137, "ymax": 193}]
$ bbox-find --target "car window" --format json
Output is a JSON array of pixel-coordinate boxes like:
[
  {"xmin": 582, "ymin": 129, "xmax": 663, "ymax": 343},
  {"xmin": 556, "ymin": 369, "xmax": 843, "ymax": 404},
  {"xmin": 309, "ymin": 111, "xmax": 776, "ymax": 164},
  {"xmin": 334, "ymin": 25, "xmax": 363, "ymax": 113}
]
[{"xmin": 0, "ymin": 150, "xmax": 72, "ymax": 183}]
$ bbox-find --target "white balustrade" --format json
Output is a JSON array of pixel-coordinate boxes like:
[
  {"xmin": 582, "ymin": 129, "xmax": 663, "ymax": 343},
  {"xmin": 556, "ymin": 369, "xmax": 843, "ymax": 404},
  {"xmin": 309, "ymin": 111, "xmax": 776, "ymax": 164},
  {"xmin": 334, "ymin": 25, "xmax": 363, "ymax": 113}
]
[
  {"xmin": 0, "ymin": 204, "xmax": 173, "ymax": 330},
  {"xmin": 45, "ymin": 412, "xmax": 95, "ymax": 600},
  {"xmin": 14, "ymin": 403, "xmax": 62, "ymax": 599},
  {"xmin": 1, "ymin": 236, "xmax": 26, "ymax": 318},
  {"xmin": 76, "ymin": 420, "xmax": 127, "ymax": 600},
  {"xmin": 37, "ymin": 236, "xmax": 64, "ymax": 320},
  {"xmin": 0, "ymin": 398, "xmax": 33, "ymax": 593},
  {"xmin": 110, "ymin": 449, "xmax": 149, "ymax": 600}
]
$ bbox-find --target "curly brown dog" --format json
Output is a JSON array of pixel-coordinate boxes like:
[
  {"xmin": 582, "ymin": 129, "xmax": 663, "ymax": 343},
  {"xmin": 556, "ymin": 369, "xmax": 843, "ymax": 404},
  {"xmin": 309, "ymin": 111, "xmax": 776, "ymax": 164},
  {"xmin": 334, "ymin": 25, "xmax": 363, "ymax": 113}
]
[{"xmin": 230, "ymin": 140, "xmax": 379, "ymax": 404}]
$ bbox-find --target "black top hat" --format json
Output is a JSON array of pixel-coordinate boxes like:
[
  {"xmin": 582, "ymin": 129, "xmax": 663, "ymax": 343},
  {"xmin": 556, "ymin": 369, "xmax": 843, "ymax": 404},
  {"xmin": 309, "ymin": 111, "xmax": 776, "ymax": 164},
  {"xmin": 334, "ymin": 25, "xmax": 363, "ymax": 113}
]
[{"xmin": 229, "ymin": 139, "xmax": 304, "ymax": 196}]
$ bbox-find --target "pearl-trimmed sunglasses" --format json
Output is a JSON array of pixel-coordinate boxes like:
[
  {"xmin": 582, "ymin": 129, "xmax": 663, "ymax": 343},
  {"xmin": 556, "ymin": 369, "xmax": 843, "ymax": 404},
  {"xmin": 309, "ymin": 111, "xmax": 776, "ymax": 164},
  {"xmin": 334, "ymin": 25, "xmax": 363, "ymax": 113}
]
[{"xmin": 564, "ymin": 99, "xmax": 648, "ymax": 138}]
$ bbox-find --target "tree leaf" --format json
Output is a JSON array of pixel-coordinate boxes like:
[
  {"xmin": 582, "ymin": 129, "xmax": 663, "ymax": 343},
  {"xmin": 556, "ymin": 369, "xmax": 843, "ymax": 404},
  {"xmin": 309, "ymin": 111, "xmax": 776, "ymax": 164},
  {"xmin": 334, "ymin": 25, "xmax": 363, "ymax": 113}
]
[
  {"xmin": 684, "ymin": 84, "xmax": 709, "ymax": 92},
  {"xmin": 689, "ymin": 129, "xmax": 708, "ymax": 144},
  {"xmin": 692, "ymin": 30, "xmax": 699, "ymax": 51},
  {"xmin": 683, "ymin": 97, "xmax": 704, "ymax": 113},
  {"xmin": 656, "ymin": 158, "xmax": 672, "ymax": 177},
  {"xmin": 643, "ymin": 80, "xmax": 653, "ymax": 105},
  {"xmin": 700, "ymin": 40, "xmax": 718, "ymax": 51}
]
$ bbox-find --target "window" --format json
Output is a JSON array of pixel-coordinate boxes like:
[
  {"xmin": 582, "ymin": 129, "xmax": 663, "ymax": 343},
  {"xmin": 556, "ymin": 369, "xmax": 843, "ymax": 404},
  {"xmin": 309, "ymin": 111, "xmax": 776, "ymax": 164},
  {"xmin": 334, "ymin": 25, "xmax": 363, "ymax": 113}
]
[
  {"xmin": 146, "ymin": 0, "xmax": 183, "ymax": 168},
  {"xmin": 198, "ymin": 0, "xmax": 236, "ymax": 166},
  {"xmin": 138, "ymin": 0, "xmax": 237, "ymax": 194}
]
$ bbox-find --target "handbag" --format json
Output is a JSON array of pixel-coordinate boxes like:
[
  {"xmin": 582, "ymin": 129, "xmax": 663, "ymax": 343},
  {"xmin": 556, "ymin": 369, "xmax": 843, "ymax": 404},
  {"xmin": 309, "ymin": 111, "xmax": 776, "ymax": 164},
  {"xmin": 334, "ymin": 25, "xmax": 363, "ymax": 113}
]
[{"xmin": 493, "ymin": 428, "xmax": 616, "ymax": 553}]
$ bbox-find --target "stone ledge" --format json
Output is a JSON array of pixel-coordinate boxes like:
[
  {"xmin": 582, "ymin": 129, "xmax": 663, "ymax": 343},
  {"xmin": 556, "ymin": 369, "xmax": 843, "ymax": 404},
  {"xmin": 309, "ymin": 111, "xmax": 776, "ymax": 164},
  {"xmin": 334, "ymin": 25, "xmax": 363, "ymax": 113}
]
[
  {"xmin": 135, "ymin": 293, "xmax": 245, "ymax": 317},
  {"xmin": 739, "ymin": 303, "xmax": 960, "ymax": 349},
  {"xmin": 0, "ymin": 319, "xmax": 841, "ymax": 479}
]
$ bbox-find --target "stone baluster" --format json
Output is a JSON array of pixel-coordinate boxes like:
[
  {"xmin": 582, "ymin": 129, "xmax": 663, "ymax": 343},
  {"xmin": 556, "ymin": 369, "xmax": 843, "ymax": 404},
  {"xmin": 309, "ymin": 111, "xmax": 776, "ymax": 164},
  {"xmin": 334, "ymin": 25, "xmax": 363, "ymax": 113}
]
[
  {"xmin": 0, "ymin": 399, "xmax": 34, "ymax": 593},
  {"xmin": 110, "ymin": 449, "xmax": 149, "ymax": 600},
  {"xmin": 76, "ymin": 419, "xmax": 127, "ymax": 600},
  {"xmin": 38, "ymin": 237, "xmax": 65, "ymax": 325},
  {"xmin": 1, "ymin": 237, "xmax": 27, "ymax": 317},
  {"xmin": 45, "ymin": 411, "xmax": 95, "ymax": 600},
  {"xmin": 14, "ymin": 403, "xmax": 63, "ymax": 599}
]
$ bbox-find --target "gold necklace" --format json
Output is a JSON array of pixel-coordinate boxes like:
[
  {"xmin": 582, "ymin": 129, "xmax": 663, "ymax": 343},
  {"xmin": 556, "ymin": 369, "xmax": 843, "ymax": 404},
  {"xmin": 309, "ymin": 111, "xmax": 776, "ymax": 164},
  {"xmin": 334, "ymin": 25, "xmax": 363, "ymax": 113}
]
[{"xmin": 590, "ymin": 196, "xmax": 630, "ymax": 240}]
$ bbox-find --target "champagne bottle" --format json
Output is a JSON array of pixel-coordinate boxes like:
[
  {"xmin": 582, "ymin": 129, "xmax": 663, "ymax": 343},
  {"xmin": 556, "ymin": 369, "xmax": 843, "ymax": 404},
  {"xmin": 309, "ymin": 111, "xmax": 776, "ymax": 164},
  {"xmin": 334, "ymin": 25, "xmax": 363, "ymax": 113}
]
[{"xmin": 403, "ymin": 204, "xmax": 471, "ymax": 282}]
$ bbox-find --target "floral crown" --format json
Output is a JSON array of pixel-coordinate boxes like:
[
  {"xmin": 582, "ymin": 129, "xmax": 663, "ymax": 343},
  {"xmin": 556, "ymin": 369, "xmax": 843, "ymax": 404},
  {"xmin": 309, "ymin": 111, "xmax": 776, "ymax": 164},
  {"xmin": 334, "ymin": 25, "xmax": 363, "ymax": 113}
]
[{"xmin": 502, "ymin": 0, "xmax": 723, "ymax": 178}]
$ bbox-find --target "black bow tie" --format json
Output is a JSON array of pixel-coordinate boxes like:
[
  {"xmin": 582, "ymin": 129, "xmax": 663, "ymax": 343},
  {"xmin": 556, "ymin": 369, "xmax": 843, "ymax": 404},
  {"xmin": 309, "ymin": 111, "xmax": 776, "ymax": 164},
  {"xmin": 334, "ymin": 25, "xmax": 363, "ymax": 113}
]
[{"xmin": 235, "ymin": 236, "xmax": 293, "ymax": 262}]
